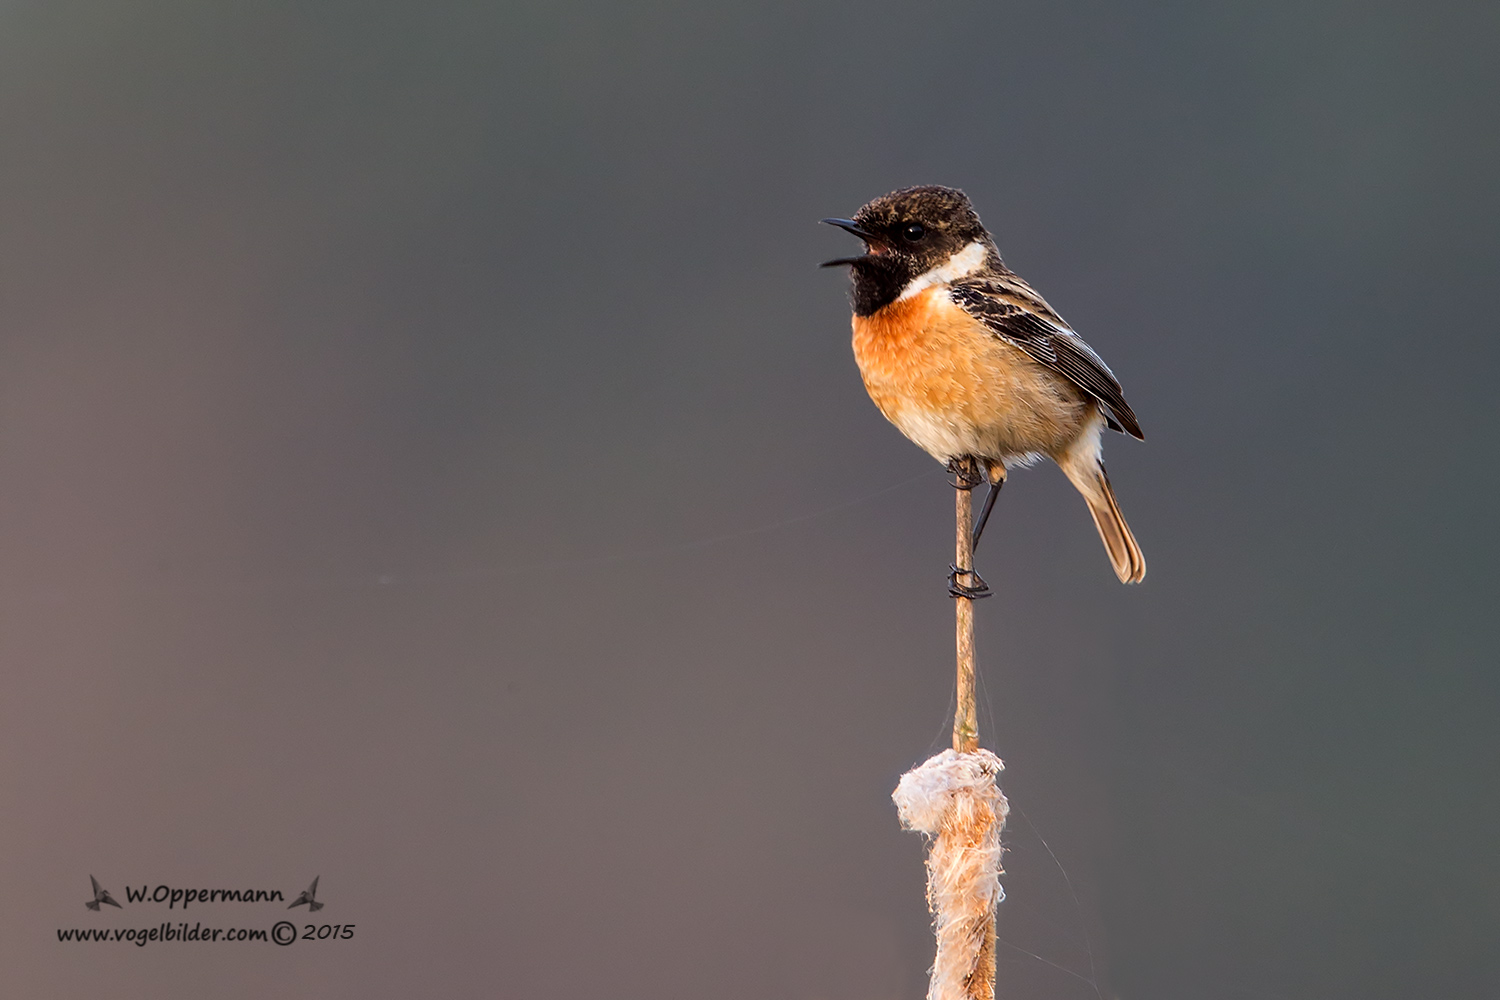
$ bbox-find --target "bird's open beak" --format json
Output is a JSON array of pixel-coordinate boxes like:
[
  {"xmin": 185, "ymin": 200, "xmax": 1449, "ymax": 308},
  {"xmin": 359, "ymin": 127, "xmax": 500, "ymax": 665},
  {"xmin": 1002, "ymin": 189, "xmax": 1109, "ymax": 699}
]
[
  {"xmin": 821, "ymin": 218, "xmax": 878, "ymax": 240},
  {"xmin": 820, "ymin": 217, "xmax": 882, "ymax": 267}
]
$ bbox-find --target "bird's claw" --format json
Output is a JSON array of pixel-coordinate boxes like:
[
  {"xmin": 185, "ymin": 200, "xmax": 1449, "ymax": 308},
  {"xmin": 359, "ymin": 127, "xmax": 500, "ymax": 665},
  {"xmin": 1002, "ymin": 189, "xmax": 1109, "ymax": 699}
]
[
  {"xmin": 947, "ymin": 564, "xmax": 992, "ymax": 599},
  {"xmin": 946, "ymin": 457, "xmax": 984, "ymax": 490}
]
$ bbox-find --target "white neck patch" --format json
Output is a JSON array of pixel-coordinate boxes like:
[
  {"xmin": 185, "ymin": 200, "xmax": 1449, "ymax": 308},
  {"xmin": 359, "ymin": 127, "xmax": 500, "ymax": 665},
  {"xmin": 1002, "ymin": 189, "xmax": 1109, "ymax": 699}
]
[{"xmin": 896, "ymin": 240, "xmax": 989, "ymax": 302}]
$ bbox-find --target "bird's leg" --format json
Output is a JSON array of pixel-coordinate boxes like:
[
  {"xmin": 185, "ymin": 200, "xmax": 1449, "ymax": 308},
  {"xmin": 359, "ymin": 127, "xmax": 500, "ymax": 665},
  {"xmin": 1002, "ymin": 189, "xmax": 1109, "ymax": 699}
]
[
  {"xmin": 946, "ymin": 456, "xmax": 992, "ymax": 598},
  {"xmin": 971, "ymin": 465, "xmax": 1006, "ymax": 552}
]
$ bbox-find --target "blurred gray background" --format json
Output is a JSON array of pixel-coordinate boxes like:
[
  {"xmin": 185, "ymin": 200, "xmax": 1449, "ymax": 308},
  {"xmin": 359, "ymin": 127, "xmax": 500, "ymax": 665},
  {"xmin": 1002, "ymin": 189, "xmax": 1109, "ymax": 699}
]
[{"xmin": 2, "ymin": 1, "xmax": 1497, "ymax": 997}]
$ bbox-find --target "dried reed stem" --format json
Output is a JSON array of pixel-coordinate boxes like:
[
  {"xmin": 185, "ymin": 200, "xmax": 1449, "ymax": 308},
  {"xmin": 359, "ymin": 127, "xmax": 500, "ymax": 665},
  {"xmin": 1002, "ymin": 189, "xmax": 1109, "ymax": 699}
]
[
  {"xmin": 954, "ymin": 458, "xmax": 979, "ymax": 753},
  {"xmin": 894, "ymin": 454, "xmax": 1000, "ymax": 1000},
  {"xmin": 894, "ymin": 749, "xmax": 1008, "ymax": 1000}
]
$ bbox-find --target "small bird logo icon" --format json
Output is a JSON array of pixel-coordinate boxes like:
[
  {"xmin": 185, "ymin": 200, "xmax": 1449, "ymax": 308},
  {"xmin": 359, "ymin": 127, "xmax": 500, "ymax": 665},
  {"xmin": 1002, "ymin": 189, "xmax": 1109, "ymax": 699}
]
[
  {"xmin": 86, "ymin": 875, "xmax": 122, "ymax": 911},
  {"xmin": 287, "ymin": 876, "xmax": 324, "ymax": 912}
]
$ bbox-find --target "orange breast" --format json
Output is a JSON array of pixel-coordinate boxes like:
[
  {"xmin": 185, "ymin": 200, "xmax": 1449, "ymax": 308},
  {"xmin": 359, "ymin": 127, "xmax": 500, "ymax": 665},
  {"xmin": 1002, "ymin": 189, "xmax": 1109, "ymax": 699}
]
[
  {"xmin": 852, "ymin": 288, "xmax": 995, "ymax": 421},
  {"xmin": 850, "ymin": 288, "xmax": 1088, "ymax": 460}
]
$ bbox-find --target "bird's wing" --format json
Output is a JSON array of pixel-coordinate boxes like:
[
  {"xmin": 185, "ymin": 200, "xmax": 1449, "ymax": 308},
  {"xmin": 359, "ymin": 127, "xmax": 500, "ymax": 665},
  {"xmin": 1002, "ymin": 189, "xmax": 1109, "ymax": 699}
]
[
  {"xmin": 308, "ymin": 876, "xmax": 319, "ymax": 895},
  {"xmin": 949, "ymin": 275, "xmax": 1144, "ymax": 440},
  {"xmin": 91, "ymin": 876, "xmax": 102, "ymax": 896}
]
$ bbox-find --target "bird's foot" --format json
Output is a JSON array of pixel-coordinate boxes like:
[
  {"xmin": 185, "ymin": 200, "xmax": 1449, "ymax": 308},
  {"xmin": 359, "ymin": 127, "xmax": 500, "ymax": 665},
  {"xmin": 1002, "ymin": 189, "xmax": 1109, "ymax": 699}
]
[
  {"xmin": 946, "ymin": 457, "xmax": 984, "ymax": 491},
  {"xmin": 947, "ymin": 564, "xmax": 992, "ymax": 599}
]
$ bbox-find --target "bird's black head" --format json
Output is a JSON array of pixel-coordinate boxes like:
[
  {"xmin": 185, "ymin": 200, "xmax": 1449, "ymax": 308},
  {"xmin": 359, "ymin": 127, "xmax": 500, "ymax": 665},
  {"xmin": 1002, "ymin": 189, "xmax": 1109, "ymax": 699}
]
[{"xmin": 822, "ymin": 185, "xmax": 998, "ymax": 316}]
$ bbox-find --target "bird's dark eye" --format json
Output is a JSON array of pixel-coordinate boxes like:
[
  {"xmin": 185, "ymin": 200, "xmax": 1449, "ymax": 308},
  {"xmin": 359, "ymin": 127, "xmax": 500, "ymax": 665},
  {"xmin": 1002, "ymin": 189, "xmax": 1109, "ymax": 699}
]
[{"xmin": 902, "ymin": 222, "xmax": 925, "ymax": 242}]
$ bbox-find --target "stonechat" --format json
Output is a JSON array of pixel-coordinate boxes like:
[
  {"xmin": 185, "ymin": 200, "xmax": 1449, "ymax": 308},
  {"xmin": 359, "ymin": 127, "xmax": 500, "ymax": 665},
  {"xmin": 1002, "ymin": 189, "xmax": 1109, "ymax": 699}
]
[{"xmin": 823, "ymin": 185, "xmax": 1145, "ymax": 585}]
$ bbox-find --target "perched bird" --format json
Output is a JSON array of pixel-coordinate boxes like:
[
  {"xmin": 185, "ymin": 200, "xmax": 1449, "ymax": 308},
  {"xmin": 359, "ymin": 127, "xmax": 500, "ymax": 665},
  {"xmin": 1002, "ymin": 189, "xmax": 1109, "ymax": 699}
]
[
  {"xmin": 86, "ymin": 875, "xmax": 122, "ymax": 911},
  {"xmin": 823, "ymin": 185, "xmax": 1145, "ymax": 586},
  {"xmin": 287, "ymin": 876, "xmax": 324, "ymax": 912}
]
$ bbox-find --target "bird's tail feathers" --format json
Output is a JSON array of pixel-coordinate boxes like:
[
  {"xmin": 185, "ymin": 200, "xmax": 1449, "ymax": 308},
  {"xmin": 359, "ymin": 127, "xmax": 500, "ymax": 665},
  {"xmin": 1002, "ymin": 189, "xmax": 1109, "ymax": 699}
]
[{"xmin": 1062, "ymin": 458, "xmax": 1145, "ymax": 584}]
